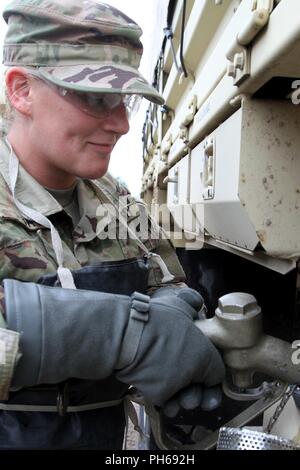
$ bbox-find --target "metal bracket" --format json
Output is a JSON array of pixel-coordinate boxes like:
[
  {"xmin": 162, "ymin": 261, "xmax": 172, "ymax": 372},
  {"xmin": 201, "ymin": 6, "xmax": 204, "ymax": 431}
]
[
  {"xmin": 180, "ymin": 95, "xmax": 198, "ymax": 128},
  {"xmin": 227, "ymin": 46, "xmax": 251, "ymax": 86},
  {"xmin": 226, "ymin": 6, "xmax": 271, "ymax": 86},
  {"xmin": 183, "ymin": 382, "xmax": 287, "ymax": 450},
  {"xmin": 201, "ymin": 137, "xmax": 215, "ymax": 200},
  {"xmin": 129, "ymin": 382, "xmax": 287, "ymax": 450},
  {"xmin": 223, "ymin": 378, "xmax": 277, "ymax": 401}
]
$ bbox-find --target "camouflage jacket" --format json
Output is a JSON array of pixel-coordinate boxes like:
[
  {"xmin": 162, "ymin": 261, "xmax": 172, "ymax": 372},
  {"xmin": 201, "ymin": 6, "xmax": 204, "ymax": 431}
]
[{"xmin": 0, "ymin": 138, "xmax": 185, "ymax": 294}]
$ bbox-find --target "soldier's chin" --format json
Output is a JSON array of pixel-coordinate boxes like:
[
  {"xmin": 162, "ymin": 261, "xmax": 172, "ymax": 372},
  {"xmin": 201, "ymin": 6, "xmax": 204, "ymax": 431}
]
[{"xmin": 83, "ymin": 160, "xmax": 110, "ymax": 179}]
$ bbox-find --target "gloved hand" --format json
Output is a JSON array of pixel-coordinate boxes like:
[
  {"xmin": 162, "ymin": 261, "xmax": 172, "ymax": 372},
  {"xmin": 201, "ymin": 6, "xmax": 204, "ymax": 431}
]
[
  {"xmin": 4, "ymin": 280, "xmax": 225, "ymax": 408},
  {"xmin": 149, "ymin": 287, "xmax": 220, "ymax": 415},
  {"xmin": 162, "ymin": 384, "xmax": 223, "ymax": 418},
  {"xmin": 116, "ymin": 288, "xmax": 225, "ymax": 406},
  {"xmin": 150, "ymin": 285, "xmax": 207, "ymax": 320}
]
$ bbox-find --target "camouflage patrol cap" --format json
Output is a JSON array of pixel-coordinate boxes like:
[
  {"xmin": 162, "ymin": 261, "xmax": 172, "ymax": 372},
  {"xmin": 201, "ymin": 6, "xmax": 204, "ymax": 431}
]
[{"xmin": 2, "ymin": 0, "xmax": 164, "ymax": 105}]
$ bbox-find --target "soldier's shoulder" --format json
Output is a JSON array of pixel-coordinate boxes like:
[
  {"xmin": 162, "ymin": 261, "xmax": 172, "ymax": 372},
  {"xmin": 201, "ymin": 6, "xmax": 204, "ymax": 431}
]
[
  {"xmin": 94, "ymin": 172, "xmax": 132, "ymax": 198},
  {"xmin": 0, "ymin": 169, "xmax": 21, "ymax": 220}
]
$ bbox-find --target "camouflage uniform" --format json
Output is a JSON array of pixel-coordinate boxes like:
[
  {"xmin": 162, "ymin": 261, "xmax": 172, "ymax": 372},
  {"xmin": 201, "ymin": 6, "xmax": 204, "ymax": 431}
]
[
  {"xmin": 0, "ymin": 137, "xmax": 185, "ymax": 293},
  {"xmin": 0, "ymin": 138, "xmax": 185, "ymax": 449},
  {"xmin": 0, "ymin": 0, "xmax": 185, "ymax": 449}
]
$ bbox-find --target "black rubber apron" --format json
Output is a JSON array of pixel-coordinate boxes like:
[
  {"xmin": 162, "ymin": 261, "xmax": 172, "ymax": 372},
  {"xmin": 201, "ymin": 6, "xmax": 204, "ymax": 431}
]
[{"xmin": 0, "ymin": 257, "xmax": 149, "ymax": 450}]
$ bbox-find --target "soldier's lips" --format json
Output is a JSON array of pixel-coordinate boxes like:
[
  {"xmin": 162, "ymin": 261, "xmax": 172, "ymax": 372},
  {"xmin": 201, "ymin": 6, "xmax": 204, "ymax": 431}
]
[{"xmin": 87, "ymin": 142, "xmax": 114, "ymax": 153}]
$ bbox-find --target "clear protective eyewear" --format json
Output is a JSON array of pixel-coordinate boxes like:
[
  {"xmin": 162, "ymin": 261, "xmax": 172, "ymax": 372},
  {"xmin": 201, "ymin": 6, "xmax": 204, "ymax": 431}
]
[
  {"xmin": 27, "ymin": 70, "xmax": 142, "ymax": 119},
  {"xmin": 56, "ymin": 86, "xmax": 142, "ymax": 119}
]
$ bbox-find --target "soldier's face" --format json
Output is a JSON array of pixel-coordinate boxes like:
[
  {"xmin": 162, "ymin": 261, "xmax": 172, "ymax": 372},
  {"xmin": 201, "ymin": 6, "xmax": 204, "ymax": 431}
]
[{"xmin": 26, "ymin": 76, "xmax": 130, "ymax": 188}]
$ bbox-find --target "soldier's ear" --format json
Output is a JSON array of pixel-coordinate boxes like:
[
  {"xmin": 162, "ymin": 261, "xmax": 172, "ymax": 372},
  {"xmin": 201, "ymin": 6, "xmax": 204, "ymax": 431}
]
[{"xmin": 5, "ymin": 67, "xmax": 34, "ymax": 117}]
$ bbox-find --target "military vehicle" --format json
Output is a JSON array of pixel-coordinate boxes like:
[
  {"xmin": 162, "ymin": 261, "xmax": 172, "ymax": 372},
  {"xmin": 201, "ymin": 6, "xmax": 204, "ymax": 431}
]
[{"xmin": 139, "ymin": 0, "xmax": 300, "ymax": 450}]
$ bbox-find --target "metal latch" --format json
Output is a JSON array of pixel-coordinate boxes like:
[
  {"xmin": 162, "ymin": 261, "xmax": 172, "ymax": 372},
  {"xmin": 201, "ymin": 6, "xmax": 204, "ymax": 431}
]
[
  {"xmin": 178, "ymin": 95, "xmax": 198, "ymax": 146},
  {"xmin": 226, "ymin": 2, "xmax": 272, "ymax": 85},
  {"xmin": 164, "ymin": 167, "xmax": 179, "ymax": 204},
  {"xmin": 180, "ymin": 95, "xmax": 198, "ymax": 128},
  {"xmin": 201, "ymin": 137, "xmax": 215, "ymax": 200}
]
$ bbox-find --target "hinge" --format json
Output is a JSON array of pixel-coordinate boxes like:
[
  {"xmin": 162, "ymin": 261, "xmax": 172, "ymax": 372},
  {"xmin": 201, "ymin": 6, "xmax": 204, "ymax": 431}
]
[{"xmin": 226, "ymin": 3, "xmax": 271, "ymax": 85}]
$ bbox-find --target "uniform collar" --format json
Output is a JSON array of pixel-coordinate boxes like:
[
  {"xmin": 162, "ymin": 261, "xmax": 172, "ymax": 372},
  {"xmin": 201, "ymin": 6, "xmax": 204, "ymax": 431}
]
[{"xmin": 0, "ymin": 138, "xmax": 62, "ymax": 217}]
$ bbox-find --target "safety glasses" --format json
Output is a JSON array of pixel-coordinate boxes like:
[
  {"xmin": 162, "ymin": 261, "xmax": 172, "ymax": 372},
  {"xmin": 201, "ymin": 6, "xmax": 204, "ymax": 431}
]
[
  {"xmin": 54, "ymin": 86, "xmax": 141, "ymax": 119},
  {"xmin": 27, "ymin": 70, "xmax": 141, "ymax": 119}
]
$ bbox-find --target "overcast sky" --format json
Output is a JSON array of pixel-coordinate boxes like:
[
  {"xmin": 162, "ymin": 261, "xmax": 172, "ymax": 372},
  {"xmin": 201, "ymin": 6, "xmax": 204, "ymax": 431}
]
[{"xmin": 0, "ymin": 0, "xmax": 157, "ymax": 197}]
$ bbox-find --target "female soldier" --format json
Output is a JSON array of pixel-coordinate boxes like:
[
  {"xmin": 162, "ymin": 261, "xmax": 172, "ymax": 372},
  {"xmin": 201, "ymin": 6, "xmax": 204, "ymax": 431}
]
[{"xmin": 0, "ymin": 0, "xmax": 224, "ymax": 449}]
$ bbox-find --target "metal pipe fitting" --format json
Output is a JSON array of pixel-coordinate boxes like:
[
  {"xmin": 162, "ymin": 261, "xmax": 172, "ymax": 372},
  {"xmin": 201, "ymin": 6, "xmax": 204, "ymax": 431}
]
[{"xmin": 196, "ymin": 293, "xmax": 300, "ymax": 388}]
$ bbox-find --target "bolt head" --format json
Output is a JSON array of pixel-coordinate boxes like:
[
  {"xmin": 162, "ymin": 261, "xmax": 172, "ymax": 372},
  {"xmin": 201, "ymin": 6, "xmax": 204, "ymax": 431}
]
[{"xmin": 217, "ymin": 292, "xmax": 260, "ymax": 317}]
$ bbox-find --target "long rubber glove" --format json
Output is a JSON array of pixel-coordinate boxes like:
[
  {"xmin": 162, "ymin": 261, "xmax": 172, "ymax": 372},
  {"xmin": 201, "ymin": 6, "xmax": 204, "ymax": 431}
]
[{"xmin": 4, "ymin": 279, "xmax": 225, "ymax": 406}]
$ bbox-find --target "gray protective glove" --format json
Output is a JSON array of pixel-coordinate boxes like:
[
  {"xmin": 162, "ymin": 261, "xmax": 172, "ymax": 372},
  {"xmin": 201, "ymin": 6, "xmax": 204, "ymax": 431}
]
[
  {"xmin": 116, "ymin": 288, "xmax": 225, "ymax": 405},
  {"xmin": 162, "ymin": 384, "xmax": 223, "ymax": 418},
  {"xmin": 151, "ymin": 285, "xmax": 208, "ymax": 320},
  {"xmin": 4, "ymin": 279, "xmax": 225, "ymax": 407},
  {"xmin": 151, "ymin": 287, "xmax": 221, "ymax": 415}
]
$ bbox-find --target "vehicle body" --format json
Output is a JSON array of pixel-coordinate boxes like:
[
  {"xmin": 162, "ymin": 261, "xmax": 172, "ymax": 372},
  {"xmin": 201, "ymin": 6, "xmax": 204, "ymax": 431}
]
[{"xmin": 140, "ymin": 0, "xmax": 300, "ymax": 449}]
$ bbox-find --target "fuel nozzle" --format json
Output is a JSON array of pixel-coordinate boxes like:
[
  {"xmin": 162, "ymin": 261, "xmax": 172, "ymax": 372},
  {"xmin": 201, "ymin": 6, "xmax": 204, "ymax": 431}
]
[{"xmin": 196, "ymin": 293, "xmax": 300, "ymax": 392}]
